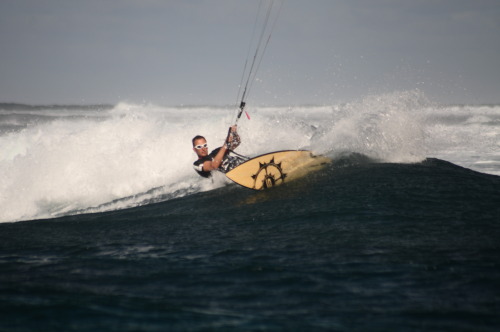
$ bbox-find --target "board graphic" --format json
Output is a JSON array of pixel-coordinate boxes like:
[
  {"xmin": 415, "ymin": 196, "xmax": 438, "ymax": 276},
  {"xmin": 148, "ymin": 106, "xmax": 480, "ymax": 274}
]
[{"xmin": 225, "ymin": 150, "xmax": 330, "ymax": 190}]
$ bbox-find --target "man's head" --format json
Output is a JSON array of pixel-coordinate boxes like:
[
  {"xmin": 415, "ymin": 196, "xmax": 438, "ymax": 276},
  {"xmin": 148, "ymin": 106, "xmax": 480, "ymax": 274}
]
[{"xmin": 192, "ymin": 135, "xmax": 208, "ymax": 158}]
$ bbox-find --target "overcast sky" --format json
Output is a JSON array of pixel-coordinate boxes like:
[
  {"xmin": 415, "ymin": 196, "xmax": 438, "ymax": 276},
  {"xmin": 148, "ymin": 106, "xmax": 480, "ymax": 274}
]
[{"xmin": 1, "ymin": 0, "xmax": 499, "ymax": 106}]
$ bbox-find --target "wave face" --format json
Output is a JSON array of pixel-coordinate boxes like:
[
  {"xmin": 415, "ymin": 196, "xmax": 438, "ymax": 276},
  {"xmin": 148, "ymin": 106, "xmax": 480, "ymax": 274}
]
[
  {"xmin": 1, "ymin": 90, "xmax": 499, "ymax": 222},
  {"xmin": 1, "ymin": 156, "xmax": 499, "ymax": 330}
]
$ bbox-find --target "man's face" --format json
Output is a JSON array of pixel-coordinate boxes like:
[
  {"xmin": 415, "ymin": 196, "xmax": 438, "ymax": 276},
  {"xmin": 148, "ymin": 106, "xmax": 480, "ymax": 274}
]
[{"xmin": 193, "ymin": 138, "xmax": 208, "ymax": 158}]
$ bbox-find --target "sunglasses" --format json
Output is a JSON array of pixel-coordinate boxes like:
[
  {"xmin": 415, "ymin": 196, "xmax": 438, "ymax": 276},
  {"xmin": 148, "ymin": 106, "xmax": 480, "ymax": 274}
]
[{"xmin": 194, "ymin": 143, "xmax": 208, "ymax": 150}]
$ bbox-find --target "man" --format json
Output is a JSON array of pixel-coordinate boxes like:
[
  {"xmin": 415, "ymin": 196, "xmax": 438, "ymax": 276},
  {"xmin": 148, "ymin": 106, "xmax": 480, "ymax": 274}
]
[{"xmin": 192, "ymin": 125, "xmax": 245, "ymax": 178}]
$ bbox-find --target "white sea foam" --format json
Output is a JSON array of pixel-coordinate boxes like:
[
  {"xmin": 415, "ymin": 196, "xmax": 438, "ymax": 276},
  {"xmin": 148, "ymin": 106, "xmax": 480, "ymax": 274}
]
[
  {"xmin": 1, "ymin": 91, "xmax": 498, "ymax": 222},
  {"xmin": 421, "ymin": 104, "xmax": 500, "ymax": 176}
]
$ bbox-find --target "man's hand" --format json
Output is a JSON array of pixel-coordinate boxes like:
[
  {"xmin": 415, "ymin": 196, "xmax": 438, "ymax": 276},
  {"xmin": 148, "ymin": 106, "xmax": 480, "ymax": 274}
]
[
  {"xmin": 226, "ymin": 125, "xmax": 237, "ymax": 144},
  {"xmin": 225, "ymin": 125, "xmax": 241, "ymax": 151}
]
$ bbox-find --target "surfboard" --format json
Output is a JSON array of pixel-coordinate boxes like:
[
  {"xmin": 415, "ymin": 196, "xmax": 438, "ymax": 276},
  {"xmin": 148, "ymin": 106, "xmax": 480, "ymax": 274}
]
[{"xmin": 225, "ymin": 150, "xmax": 330, "ymax": 190}]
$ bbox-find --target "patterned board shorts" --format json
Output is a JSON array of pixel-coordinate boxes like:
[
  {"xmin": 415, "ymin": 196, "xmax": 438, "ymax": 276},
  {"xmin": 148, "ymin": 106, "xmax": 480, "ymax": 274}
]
[{"xmin": 220, "ymin": 154, "xmax": 246, "ymax": 173}]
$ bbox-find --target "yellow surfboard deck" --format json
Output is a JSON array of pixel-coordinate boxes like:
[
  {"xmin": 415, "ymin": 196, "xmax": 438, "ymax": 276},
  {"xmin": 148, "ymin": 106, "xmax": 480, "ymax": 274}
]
[{"xmin": 225, "ymin": 150, "xmax": 330, "ymax": 190}]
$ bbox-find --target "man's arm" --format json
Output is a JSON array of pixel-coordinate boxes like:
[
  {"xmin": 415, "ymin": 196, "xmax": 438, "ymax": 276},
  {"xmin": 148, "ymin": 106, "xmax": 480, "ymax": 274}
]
[
  {"xmin": 200, "ymin": 125, "xmax": 238, "ymax": 172},
  {"xmin": 202, "ymin": 145, "xmax": 228, "ymax": 171}
]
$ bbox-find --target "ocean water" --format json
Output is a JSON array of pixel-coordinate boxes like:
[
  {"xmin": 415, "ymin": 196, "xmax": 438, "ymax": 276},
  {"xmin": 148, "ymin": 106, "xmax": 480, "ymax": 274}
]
[{"xmin": 1, "ymin": 90, "xmax": 499, "ymax": 331}]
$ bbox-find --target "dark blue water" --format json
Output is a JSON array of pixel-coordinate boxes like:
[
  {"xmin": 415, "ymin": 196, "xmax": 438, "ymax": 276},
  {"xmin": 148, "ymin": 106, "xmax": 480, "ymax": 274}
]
[{"xmin": 1, "ymin": 157, "xmax": 499, "ymax": 331}]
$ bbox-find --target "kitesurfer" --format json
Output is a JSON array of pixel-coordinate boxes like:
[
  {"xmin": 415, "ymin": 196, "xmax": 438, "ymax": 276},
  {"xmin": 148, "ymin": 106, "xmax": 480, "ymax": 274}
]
[{"xmin": 192, "ymin": 125, "xmax": 245, "ymax": 178}]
